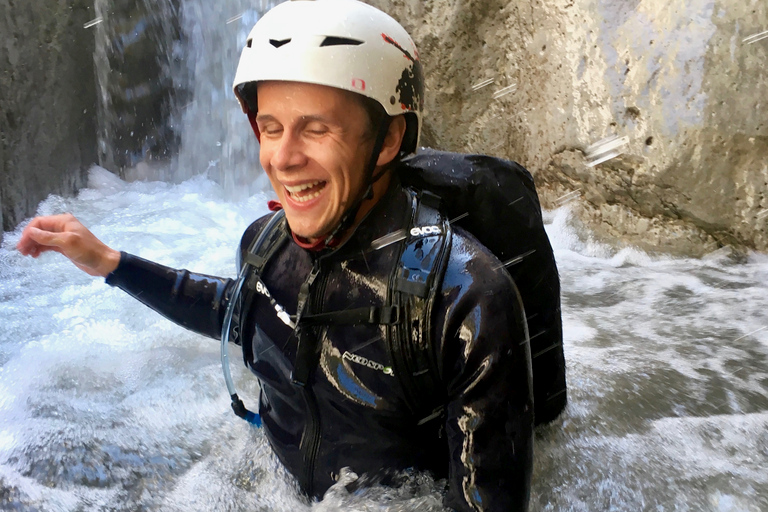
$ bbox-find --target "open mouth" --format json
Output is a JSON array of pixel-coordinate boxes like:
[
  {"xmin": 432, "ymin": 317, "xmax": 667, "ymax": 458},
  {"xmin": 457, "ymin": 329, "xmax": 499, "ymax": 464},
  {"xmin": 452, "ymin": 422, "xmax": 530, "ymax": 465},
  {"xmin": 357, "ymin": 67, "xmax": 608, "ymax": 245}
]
[{"xmin": 284, "ymin": 181, "xmax": 328, "ymax": 203}]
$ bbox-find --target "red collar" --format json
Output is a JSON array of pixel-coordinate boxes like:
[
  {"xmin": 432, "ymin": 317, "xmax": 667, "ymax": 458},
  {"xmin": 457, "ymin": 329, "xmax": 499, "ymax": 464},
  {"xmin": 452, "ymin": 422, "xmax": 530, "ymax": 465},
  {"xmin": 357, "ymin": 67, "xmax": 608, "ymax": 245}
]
[{"xmin": 267, "ymin": 201, "xmax": 339, "ymax": 252}]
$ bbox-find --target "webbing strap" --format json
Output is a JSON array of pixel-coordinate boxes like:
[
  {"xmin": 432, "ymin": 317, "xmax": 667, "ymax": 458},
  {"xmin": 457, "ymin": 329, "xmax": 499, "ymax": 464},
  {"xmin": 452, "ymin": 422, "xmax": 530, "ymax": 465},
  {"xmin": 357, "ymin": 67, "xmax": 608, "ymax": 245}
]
[
  {"xmin": 244, "ymin": 212, "xmax": 289, "ymax": 287},
  {"xmin": 235, "ymin": 211, "xmax": 288, "ymax": 353},
  {"xmin": 387, "ymin": 189, "xmax": 452, "ymax": 422},
  {"xmin": 223, "ymin": 210, "xmax": 288, "ymax": 425}
]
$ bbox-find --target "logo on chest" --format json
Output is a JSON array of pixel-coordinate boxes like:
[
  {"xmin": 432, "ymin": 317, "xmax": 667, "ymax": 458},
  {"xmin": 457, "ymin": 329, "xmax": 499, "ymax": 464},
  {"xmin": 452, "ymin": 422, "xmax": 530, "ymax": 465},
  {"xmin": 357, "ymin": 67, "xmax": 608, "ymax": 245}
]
[{"xmin": 342, "ymin": 351, "xmax": 394, "ymax": 377}]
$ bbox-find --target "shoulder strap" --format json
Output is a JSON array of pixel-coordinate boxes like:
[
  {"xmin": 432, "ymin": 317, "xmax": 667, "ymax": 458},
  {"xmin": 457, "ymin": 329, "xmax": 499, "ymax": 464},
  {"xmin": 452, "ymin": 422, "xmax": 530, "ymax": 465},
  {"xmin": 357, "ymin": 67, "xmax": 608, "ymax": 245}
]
[
  {"xmin": 223, "ymin": 210, "xmax": 288, "ymax": 424},
  {"xmin": 387, "ymin": 189, "xmax": 452, "ymax": 422},
  {"xmin": 243, "ymin": 210, "xmax": 289, "ymax": 277},
  {"xmin": 232, "ymin": 211, "xmax": 289, "ymax": 350}
]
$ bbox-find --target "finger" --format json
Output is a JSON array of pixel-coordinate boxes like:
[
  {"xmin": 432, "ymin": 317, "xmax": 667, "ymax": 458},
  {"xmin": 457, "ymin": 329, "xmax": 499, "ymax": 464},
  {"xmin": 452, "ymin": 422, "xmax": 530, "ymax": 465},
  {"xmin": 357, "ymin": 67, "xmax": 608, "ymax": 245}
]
[
  {"xmin": 17, "ymin": 215, "xmax": 71, "ymax": 254},
  {"xmin": 21, "ymin": 239, "xmax": 64, "ymax": 259},
  {"xmin": 26, "ymin": 213, "xmax": 76, "ymax": 234},
  {"xmin": 16, "ymin": 233, "xmax": 41, "ymax": 256},
  {"xmin": 27, "ymin": 226, "xmax": 70, "ymax": 249},
  {"xmin": 34, "ymin": 245, "xmax": 63, "ymax": 257}
]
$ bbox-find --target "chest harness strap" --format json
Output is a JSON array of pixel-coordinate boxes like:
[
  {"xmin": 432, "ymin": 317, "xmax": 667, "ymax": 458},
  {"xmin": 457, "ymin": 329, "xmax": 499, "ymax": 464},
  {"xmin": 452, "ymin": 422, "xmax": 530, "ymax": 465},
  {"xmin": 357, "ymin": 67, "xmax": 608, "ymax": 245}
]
[
  {"xmin": 387, "ymin": 190, "xmax": 452, "ymax": 423},
  {"xmin": 222, "ymin": 189, "xmax": 452, "ymax": 426}
]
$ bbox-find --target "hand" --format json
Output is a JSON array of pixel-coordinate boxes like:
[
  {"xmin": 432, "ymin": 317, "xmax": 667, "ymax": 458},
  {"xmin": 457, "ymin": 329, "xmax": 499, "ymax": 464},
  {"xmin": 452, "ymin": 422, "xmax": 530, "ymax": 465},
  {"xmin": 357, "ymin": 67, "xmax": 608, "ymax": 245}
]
[{"xmin": 16, "ymin": 213, "xmax": 122, "ymax": 277}]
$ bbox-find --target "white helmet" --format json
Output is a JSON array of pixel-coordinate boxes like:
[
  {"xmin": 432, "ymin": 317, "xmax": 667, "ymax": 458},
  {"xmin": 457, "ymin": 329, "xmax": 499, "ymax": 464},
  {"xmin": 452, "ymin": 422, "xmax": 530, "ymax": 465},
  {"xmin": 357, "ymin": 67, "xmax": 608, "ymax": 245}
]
[{"xmin": 232, "ymin": 0, "xmax": 424, "ymax": 155}]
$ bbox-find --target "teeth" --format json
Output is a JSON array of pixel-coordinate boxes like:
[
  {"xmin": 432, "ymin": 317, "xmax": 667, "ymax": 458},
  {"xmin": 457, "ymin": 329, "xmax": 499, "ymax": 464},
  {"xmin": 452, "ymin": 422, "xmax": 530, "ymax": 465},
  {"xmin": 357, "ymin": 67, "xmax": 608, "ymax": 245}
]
[
  {"xmin": 292, "ymin": 189, "xmax": 323, "ymax": 203},
  {"xmin": 285, "ymin": 180, "xmax": 325, "ymax": 203},
  {"xmin": 285, "ymin": 181, "xmax": 322, "ymax": 194}
]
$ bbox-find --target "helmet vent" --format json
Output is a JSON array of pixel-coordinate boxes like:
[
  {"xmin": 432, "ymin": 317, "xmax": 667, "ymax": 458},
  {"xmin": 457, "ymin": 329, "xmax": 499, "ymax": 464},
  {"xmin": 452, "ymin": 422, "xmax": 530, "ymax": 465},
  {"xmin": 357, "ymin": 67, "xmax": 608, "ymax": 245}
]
[
  {"xmin": 320, "ymin": 36, "xmax": 364, "ymax": 47},
  {"xmin": 246, "ymin": 39, "xmax": 253, "ymax": 48},
  {"xmin": 269, "ymin": 38, "xmax": 292, "ymax": 48}
]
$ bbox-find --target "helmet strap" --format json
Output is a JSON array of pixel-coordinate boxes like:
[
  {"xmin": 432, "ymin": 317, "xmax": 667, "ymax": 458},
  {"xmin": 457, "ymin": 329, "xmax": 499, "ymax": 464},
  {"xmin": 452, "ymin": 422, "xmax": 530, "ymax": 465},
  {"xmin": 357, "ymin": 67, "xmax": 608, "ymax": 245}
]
[{"xmin": 315, "ymin": 116, "xmax": 392, "ymax": 250}]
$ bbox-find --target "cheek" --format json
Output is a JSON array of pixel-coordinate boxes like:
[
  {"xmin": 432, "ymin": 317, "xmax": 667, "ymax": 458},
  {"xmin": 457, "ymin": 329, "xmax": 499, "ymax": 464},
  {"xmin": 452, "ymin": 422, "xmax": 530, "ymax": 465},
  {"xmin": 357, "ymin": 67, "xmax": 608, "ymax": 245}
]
[
  {"xmin": 259, "ymin": 144, "xmax": 272, "ymax": 170},
  {"xmin": 259, "ymin": 148, "xmax": 282, "ymax": 193}
]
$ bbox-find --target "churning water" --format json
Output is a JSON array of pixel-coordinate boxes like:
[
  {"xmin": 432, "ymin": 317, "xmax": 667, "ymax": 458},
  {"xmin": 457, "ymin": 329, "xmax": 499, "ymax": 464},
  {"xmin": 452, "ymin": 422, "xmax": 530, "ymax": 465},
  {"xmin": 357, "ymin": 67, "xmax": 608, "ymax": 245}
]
[
  {"xmin": 1, "ymin": 168, "xmax": 767, "ymax": 511},
  {"xmin": 2, "ymin": 0, "xmax": 767, "ymax": 508}
]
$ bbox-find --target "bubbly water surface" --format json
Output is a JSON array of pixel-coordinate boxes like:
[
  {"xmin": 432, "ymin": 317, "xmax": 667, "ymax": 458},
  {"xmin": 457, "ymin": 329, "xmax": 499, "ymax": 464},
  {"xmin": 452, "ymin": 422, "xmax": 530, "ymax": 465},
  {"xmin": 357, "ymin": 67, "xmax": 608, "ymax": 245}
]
[{"xmin": 1, "ymin": 168, "xmax": 767, "ymax": 511}]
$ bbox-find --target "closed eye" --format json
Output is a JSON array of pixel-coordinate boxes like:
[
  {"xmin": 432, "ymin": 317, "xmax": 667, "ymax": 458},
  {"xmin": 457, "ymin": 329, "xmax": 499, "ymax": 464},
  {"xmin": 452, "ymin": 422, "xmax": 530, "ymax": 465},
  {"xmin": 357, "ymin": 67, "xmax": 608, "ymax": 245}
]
[
  {"xmin": 260, "ymin": 124, "xmax": 283, "ymax": 137},
  {"xmin": 305, "ymin": 122, "xmax": 329, "ymax": 136}
]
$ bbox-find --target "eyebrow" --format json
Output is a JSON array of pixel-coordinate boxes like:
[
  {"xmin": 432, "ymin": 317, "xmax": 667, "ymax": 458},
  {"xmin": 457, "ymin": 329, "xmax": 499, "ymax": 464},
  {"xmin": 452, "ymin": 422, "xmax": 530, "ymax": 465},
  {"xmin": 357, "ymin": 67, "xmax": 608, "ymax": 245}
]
[
  {"xmin": 255, "ymin": 113, "xmax": 335, "ymax": 125},
  {"xmin": 254, "ymin": 114, "xmax": 278, "ymax": 124}
]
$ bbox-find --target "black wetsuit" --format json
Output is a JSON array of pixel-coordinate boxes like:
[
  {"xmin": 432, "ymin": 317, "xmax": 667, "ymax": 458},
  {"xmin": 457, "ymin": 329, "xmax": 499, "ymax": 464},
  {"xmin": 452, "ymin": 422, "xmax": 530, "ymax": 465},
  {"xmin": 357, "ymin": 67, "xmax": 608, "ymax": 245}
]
[{"xmin": 106, "ymin": 179, "xmax": 534, "ymax": 511}]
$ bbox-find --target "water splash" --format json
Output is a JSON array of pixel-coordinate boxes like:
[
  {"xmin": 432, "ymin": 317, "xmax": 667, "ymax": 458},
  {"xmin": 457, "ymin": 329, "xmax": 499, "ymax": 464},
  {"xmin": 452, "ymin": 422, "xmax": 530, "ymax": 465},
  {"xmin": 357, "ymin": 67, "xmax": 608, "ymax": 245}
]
[
  {"xmin": 3, "ymin": 178, "xmax": 767, "ymax": 510},
  {"xmin": 93, "ymin": 0, "xmax": 186, "ymax": 175},
  {"xmin": 172, "ymin": 1, "xmax": 283, "ymax": 197}
]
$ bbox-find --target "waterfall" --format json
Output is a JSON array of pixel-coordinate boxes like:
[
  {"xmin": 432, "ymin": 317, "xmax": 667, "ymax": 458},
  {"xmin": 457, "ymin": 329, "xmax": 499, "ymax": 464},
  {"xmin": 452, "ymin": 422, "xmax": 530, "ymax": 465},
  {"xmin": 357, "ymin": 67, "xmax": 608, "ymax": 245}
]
[
  {"xmin": 93, "ymin": 0, "xmax": 186, "ymax": 176},
  {"xmin": 93, "ymin": 0, "xmax": 281, "ymax": 197},
  {"xmin": 172, "ymin": 0, "xmax": 282, "ymax": 197},
  {"xmin": 2, "ymin": 1, "xmax": 767, "ymax": 510}
]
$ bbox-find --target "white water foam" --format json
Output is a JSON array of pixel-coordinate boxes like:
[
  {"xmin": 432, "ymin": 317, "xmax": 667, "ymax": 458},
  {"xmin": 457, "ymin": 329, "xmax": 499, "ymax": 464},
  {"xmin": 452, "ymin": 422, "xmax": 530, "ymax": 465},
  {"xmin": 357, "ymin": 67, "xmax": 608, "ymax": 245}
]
[
  {"xmin": 2, "ymin": 173, "xmax": 767, "ymax": 510},
  {"xmin": 535, "ymin": 208, "xmax": 768, "ymax": 512}
]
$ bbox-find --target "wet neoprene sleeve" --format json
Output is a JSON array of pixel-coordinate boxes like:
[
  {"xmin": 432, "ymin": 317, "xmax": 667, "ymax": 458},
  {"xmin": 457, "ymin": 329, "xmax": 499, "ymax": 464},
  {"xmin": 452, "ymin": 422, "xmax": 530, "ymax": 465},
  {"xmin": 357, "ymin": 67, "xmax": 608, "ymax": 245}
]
[
  {"xmin": 105, "ymin": 252, "xmax": 233, "ymax": 339},
  {"xmin": 439, "ymin": 260, "xmax": 535, "ymax": 512}
]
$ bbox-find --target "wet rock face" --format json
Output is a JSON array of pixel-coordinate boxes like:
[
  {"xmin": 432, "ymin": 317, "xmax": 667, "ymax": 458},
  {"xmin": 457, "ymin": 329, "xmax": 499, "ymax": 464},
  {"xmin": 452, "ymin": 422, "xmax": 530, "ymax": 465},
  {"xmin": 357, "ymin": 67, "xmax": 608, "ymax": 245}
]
[
  {"xmin": 0, "ymin": 0, "xmax": 98, "ymax": 234},
  {"xmin": 367, "ymin": 0, "xmax": 768, "ymax": 255}
]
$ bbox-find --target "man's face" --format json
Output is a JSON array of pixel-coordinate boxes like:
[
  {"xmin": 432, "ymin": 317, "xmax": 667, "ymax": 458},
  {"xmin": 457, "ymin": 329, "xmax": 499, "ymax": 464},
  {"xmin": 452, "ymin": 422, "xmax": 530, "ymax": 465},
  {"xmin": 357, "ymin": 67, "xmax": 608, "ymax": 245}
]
[{"xmin": 255, "ymin": 81, "xmax": 374, "ymax": 240}]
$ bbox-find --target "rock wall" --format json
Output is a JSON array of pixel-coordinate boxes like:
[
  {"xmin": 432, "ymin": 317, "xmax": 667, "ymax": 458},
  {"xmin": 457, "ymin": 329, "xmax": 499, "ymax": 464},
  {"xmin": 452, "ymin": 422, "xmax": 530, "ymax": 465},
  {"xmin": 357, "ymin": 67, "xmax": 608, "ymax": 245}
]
[
  {"xmin": 367, "ymin": 0, "xmax": 768, "ymax": 256},
  {"xmin": 0, "ymin": 0, "xmax": 99, "ymax": 235}
]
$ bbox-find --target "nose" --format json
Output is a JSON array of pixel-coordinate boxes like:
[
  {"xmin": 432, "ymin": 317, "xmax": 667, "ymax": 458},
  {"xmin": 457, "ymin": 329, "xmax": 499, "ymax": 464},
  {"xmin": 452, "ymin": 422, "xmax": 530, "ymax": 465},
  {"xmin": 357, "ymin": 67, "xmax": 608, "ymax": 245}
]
[{"xmin": 269, "ymin": 129, "xmax": 308, "ymax": 172}]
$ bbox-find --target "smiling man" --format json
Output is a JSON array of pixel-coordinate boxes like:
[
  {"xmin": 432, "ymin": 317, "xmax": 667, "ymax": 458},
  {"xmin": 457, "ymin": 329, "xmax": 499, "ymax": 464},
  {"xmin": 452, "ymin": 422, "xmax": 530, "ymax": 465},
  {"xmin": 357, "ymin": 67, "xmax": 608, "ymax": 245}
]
[
  {"xmin": 254, "ymin": 80, "xmax": 404, "ymax": 243},
  {"xmin": 17, "ymin": 1, "xmax": 536, "ymax": 510}
]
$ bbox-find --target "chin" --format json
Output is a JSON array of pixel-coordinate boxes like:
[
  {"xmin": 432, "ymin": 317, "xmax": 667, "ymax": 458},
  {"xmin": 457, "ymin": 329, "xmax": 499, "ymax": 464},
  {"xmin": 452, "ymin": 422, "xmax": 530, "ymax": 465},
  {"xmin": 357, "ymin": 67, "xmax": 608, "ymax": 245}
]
[{"xmin": 285, "ymin": 214, "xmax": 323, "ymax": 239}]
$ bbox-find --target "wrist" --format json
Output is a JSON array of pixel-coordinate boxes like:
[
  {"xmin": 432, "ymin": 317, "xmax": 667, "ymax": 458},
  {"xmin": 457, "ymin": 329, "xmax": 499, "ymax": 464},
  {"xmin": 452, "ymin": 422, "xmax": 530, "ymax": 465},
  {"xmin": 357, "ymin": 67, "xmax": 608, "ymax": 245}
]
[{"xmin": 102, "ymin": 248, "xmax": 122, "ymax": 276}]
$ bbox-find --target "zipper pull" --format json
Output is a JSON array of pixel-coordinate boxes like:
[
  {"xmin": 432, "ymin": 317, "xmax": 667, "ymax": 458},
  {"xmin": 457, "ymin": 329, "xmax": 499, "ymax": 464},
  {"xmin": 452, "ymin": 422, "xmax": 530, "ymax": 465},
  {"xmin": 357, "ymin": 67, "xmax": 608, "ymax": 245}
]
[
  {"xmin": 292, "ymin": 259, "xmax": 323, "ymax": 387},
  {"xmin": 295, "ymin": 260, "xmax": 321, "ymax": 326}
]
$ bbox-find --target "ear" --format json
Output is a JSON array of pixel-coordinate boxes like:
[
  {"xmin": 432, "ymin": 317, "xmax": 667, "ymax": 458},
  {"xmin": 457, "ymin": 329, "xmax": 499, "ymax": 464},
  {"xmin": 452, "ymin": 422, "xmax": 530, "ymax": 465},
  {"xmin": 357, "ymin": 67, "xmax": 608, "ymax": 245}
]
[{"xmin": 376, "ymin": 115, "xmax": 407, "ymax": 167}]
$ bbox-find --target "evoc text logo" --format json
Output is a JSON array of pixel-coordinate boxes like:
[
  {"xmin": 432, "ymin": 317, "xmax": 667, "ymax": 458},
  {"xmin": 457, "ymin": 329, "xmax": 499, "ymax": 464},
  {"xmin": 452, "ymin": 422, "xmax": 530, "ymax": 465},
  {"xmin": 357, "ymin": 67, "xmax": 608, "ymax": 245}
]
[
  {"xmin": 410, "ymin": 225, "xmax": 441, "ymax": 237},
  {"xmin": 255, "ymin": 280, "xmax": 271, "ymax": 298}
]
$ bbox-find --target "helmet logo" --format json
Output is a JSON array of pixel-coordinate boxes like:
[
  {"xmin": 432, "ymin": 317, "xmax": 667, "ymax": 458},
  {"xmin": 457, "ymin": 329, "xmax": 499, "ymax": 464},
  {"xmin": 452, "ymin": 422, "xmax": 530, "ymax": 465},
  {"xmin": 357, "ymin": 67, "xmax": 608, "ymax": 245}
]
[
  {"xmin": 381, "ymin": 33, "xmax": 424, "ymax": 113},
  {"xmin": 351, "ymin": 78, "xmax": 366, "ymax": 91}
]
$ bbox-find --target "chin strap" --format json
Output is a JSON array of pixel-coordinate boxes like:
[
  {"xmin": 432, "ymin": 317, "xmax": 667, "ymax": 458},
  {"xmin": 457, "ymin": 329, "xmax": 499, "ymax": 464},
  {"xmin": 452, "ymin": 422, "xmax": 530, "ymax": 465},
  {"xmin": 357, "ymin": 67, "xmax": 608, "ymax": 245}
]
[
  {"xmin": 327, "ymin": 116, "xmax": 392, "ymax": 240},
  {"xmin": 253, "ymin": 107, "xmax": 393, "ymax": 252},
  {"xmin": 294, "ymin": 116, "xmax": 393, "ymax": 252}
]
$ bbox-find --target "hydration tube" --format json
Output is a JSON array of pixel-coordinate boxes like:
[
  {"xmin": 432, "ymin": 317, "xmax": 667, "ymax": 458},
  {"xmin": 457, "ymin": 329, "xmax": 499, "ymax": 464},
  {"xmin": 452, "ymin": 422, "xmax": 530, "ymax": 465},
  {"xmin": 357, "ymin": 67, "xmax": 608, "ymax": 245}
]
[
  {"xmin": 220, "ymin": 210, "xmax": 288, "ymax": 427},
  {"xmin": 220, "ymin": 264, "xmax": 262, "ymax": 426}
]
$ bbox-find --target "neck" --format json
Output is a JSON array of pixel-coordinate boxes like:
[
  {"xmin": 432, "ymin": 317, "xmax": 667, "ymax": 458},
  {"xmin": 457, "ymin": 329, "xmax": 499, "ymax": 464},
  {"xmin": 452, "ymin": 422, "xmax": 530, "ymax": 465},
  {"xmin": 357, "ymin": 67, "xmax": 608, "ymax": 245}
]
[{"xmin": 306, "ymin": 169, "xmax": 393, "ymax": 246}]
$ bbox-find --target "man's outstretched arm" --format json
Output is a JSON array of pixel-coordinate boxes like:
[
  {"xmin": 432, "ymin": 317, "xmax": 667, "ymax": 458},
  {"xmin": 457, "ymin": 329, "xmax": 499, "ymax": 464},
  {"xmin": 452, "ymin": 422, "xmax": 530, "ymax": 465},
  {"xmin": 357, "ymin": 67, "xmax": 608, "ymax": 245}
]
[
  {"xmin": 105, "ymin": 252, "xmax": 232, "ymax": 339},
  {"xmin": 17, "ymin": 213, "xmax": 233, "ymax": 339}
]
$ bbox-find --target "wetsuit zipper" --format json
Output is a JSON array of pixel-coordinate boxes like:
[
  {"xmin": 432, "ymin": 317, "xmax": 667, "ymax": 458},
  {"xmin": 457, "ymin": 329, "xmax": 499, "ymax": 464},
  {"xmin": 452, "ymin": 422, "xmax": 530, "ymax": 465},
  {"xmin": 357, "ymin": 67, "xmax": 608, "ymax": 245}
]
[
  {"xmin": 296, "ymin": 256, "xmax": 330, "ymax": 496},
  {"xmin": 299, "ymin": 386, "xmax": 322, "ymax": 496}
]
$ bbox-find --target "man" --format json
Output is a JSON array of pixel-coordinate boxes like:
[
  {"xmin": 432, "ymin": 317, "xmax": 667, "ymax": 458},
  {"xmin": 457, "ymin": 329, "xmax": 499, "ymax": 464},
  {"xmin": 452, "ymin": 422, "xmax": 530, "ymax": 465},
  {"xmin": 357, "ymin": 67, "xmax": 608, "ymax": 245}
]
[{"xmin": 17, "ymin": 1, "xmax": 534, "ymax": 510}]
